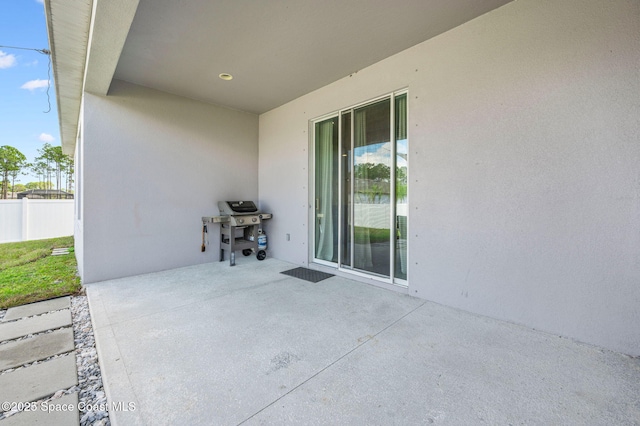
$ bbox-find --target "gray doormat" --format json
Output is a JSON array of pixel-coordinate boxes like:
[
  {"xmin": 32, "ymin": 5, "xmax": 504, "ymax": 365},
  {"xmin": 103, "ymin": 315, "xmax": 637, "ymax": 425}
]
[{"xmin": 281, "ymin": 267, "xmax": 334, "ymax": 283}]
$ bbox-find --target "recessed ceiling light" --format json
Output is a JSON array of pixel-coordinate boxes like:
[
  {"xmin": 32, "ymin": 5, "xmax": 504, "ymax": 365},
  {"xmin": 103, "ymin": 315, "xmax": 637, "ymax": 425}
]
[{"xmin": 219, "ymin": 73, "xmax": 233, "ymax": 81}]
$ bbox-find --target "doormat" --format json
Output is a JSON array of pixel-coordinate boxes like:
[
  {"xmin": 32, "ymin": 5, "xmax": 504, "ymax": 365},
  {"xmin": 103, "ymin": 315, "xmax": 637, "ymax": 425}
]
[{"xmin": 281, "ymin": 267, "xmax": 334, "ymax": 283}]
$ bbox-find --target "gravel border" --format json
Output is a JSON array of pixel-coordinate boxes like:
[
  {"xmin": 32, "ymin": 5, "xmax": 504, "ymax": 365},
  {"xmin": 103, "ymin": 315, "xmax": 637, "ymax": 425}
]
[
  {"xmin": 73, "ymin": 295, "xmax": 110, "ymax": 426},
  {"xmin": 0, "ymin": 295, "xmax": 110, "ymax": 426}
]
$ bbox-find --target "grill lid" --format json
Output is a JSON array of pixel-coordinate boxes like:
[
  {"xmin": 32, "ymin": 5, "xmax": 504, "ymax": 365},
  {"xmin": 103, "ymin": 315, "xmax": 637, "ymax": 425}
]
[{"xmin": 218, "ymin": 201, "xmax": 259, "ymax": 215}]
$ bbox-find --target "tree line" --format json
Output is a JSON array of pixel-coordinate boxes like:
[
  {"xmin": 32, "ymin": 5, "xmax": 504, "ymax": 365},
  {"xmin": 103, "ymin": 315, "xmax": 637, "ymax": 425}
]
[
  {"xmin": 353, "ymin": 163, "xmax": 408, "ymax": 203},
  {"xmin": 0, "ymin": 144, "xmax": 74, "ymax": 199}
]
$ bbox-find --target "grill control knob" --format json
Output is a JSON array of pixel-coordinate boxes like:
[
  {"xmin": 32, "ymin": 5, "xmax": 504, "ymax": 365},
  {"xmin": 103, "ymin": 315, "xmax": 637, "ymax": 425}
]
[{"xmin": 238, "ymin": 218, "xmax": 244, "ymax": 224}]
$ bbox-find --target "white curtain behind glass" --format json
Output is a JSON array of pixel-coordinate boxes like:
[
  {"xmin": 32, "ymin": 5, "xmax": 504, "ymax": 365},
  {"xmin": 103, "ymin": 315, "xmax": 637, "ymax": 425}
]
[{"xmin": 315, "ymin": 119, "xmax": 335, "ymax": 261}]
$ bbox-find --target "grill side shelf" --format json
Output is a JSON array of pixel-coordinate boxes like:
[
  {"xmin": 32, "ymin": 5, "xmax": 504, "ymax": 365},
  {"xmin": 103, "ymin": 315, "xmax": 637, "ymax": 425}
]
[{"xmin": 202, "ymin": 216, "xmax": 229, "ymax": 223}]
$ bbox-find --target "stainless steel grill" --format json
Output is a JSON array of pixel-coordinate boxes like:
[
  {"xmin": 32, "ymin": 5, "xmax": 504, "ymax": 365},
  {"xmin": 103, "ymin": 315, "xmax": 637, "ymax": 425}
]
[{"xmin": 202, "ymin": 201, "xmax": 272, "ymax": 266}]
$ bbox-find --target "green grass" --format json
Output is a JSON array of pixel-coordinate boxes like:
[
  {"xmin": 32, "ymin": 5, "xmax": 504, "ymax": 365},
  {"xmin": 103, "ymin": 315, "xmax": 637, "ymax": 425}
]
[
  {"xmin": 354, "ymin": 227, "xmax": 390, "ymax": 244},
  {"xmin": 0, "ymin": 236, "xmax": 81, "ymax": 309}
]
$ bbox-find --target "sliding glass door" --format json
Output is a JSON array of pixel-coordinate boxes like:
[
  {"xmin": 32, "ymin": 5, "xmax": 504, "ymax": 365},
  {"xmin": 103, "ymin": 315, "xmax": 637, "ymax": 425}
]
[{"xmin": 314, "ymin": 92, "xmax": 407, "ymax": 283}]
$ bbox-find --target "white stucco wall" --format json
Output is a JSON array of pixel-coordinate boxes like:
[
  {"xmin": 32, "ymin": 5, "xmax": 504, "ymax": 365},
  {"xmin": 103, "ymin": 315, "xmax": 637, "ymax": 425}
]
[
  {"xmin": 81, "ymin": 80, "xmax": 258, "ymax": 283},
  {"xmin": 74, "ymin": 107, "xmax": 84, "ymax": 279},
  {"xmin": 259, "ymin": 0, "xmax": 640, "ymax": 355}
]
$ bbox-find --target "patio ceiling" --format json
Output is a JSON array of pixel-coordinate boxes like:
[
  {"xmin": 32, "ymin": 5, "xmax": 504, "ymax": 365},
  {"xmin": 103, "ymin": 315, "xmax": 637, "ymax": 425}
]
[{"xmin": 47, "ymin": 0, "xmax": 513, "ymax": 153}]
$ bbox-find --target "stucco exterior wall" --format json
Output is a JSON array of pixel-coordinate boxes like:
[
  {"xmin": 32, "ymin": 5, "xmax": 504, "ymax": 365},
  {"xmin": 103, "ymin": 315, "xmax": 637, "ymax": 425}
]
[
  {"xmin": 81, "ymin": 80, "xmax": 258, "ymax": 283},
  {"xmin": 258, "ymin": 0, "xmax": 640, "ymax": 355},
  {"xmin": 74, "ymin": 105, "xmax": 84, "ymax": 279}
]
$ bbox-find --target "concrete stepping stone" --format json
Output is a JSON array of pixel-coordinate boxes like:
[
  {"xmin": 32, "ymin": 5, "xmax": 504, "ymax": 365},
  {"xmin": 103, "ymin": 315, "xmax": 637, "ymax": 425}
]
[
  {"xmin": 2, "ymin": 297, "xmax": 71, "ymax": 322},
  {"xmin": 0, "ymin": 310, "xmax": 72, "ymax": 342},
  {"xmin": 0, "ymin": 354, "xmax": 77, "ymax": 403},
  {"xmin": 1, "ymin": 392, "xmax": 78, "ymax": 426},
  {"xmin": 0, "ymin": 328, "xmax": 74, "ymax": 371}
]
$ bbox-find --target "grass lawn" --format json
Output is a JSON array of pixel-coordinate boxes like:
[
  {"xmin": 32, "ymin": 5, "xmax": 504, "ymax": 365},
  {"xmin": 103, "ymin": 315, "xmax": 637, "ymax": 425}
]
[
  {"xmin": 0, "ymin": 236, "xmax": 81, "ymax": 309},
  {"xmin": 354, "ymin": 226, "xmax": 391, "ymax": 244}
]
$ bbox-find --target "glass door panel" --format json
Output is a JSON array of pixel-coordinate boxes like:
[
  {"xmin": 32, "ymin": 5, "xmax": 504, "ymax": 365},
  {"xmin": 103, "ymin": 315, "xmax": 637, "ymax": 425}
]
[
  {"xmin": 314, "ymin": 117, "xmax": 338, "ymax": 263},
  {"xmin": 353, "ymin": 99, "xmax": 391, "ymax": 277},
  {"xmin": 340, "ymin": 112, "xmax": 352, "ymax": 267},
  {"xmin": 394, "ymin": 94, "xmax": 408, "ymax": 280}
]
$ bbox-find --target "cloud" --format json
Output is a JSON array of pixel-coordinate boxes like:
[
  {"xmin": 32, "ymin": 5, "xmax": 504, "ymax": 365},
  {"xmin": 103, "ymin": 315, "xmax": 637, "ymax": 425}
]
[
  {"xmin": 35, "ymin": 0, "xmax": 44, "ymax": 3},
  {"xmin": 0, "ymin": 51, "xmax": 17, "ymax": 69},
  {"xmin": 39, "ymin": 133, "xmax": 55, "ymax": 142},
  {"xmin": 354, "ymin": 141, "xmax": 408, "ymax": 168},
  {"xmin": 355, "ymin": 142, "xmax": 391, "ymax": 165},
  {"xmin": 21, "ymin": 79, "xmax": 49, "ymax": 91}
]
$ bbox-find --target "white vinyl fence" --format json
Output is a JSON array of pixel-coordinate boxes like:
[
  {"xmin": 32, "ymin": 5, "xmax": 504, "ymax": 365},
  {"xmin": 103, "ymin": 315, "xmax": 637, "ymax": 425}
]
[
  {"xmin": 353, "ymin": 203, "xmax": 408, "ymax": 228},
  {"xmin": 0, "ymin": 199, "xmax": 74, "ymax": 243}
]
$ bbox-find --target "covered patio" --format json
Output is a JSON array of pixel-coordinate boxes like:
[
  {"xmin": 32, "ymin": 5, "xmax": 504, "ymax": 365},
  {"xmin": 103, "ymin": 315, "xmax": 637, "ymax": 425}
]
[
  {"xmin": 86, "ymin": 259, "xmax": 640, "ymax": 425},
  {"xmin": 45, "ymin": 0, "xmax": 640, "ymax": 358}
]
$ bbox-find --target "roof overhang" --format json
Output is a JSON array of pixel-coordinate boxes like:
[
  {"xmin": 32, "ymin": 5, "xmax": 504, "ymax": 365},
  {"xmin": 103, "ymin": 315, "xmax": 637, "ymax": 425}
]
[
  {"xmin": 45, "ymin": 0, "xmax": 139, "ymax": 155},
  {"xmin": 46, "ymin": 0, "xmax": 513, "ymax": 155}
]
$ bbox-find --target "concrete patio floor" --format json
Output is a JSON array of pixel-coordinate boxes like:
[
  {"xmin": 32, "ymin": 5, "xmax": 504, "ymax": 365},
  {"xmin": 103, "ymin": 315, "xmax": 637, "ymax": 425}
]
[{"xmin": 86, "ymin": 258, "xmax": 640, "ymax": 425}]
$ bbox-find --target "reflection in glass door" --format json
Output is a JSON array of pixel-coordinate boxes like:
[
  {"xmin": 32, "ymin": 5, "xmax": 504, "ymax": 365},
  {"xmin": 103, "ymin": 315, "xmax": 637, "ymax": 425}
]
[
  {"xmin": 353, "ymin": 99, "xmax": 391, "ymax": 276},
  {"xmin": 314, "ymin": 92, "xmax": 407, "ymax": 283}
]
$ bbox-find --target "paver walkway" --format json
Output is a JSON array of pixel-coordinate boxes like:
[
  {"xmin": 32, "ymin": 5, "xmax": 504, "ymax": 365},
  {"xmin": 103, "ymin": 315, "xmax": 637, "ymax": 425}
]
[{"xmin": 0, "ymin": 297, "xmax": 79, "ymax": 425}]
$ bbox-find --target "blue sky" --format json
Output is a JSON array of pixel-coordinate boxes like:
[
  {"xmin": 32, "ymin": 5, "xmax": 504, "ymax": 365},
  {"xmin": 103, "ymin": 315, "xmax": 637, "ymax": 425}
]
[{"xmin": 0, "ymin": 0, "xmax": 60, "ymax": 184}]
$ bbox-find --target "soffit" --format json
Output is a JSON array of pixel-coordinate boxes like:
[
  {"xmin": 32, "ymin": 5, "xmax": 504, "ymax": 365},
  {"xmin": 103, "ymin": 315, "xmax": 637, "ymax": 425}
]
[
  {"xmin": 45, "ymin": 0, "xmax": 93, "ymax": 155},
  {"xmin": 114, "ymin": 0, "xmax": 513, "ymax": 115}
]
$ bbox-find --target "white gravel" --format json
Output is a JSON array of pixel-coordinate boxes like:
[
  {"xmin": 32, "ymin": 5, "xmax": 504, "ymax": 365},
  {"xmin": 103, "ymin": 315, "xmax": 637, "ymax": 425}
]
[{"xmin": 73, "ymin": 295, "xmax": 110, "ymax": 426}]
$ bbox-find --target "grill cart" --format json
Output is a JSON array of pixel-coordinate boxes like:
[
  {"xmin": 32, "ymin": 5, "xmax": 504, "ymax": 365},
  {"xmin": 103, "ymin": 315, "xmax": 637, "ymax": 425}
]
[{"xmin": 202, "ymin": 201, "xmax": 272, "ymax": 266}]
